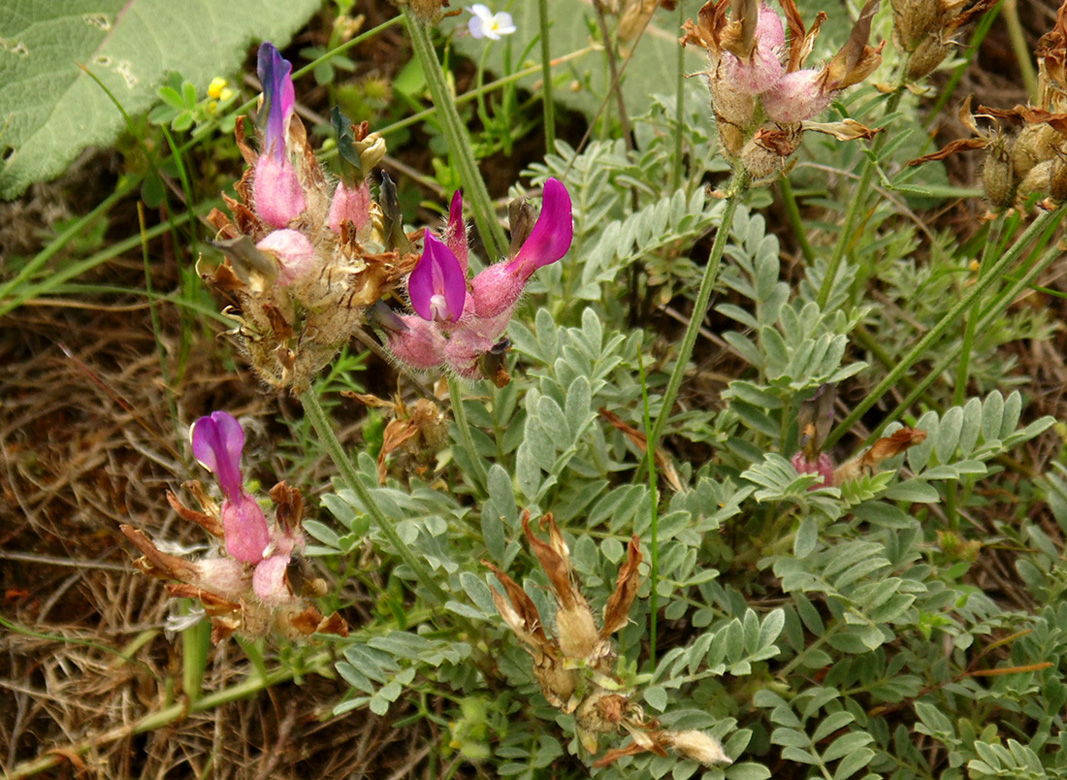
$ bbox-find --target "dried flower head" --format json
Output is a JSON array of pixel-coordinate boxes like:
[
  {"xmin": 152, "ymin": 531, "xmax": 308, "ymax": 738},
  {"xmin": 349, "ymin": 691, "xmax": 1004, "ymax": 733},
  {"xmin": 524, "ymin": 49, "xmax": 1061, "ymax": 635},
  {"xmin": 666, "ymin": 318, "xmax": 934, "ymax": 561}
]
[{"xmin": 682, "ymin": 0, "xmax": 883, "ymax": 180}]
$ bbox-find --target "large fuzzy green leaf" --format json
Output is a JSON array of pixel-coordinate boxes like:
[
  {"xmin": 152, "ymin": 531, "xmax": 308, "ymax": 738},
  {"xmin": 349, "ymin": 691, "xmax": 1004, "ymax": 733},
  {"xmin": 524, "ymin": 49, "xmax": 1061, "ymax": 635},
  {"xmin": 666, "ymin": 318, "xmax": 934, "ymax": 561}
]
[{"xmin": 0, "ymin": 0, "xmax": 320, "ymax": 199}]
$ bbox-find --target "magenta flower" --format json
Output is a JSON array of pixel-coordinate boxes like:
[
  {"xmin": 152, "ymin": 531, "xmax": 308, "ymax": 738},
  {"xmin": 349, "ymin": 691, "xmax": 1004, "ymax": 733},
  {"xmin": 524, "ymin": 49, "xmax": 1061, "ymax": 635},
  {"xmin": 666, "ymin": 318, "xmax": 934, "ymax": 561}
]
[
  {"xmin": 445, "ymin": 191, "xmax": 469, "ymax": 275},
  {"xmin": 191, "ymin": 412, "xmax": 271, "ymax": 564},
  {"xmin": 409, "ymin": 232, "xmax": 468, "ymax": 323},
  {"xmin": 471, "ymin": 177, "xmax": 573, "ymax": 319},
  {"xmin": 253, "ymin": 43, "xmax": 306, "ymax": 228}
]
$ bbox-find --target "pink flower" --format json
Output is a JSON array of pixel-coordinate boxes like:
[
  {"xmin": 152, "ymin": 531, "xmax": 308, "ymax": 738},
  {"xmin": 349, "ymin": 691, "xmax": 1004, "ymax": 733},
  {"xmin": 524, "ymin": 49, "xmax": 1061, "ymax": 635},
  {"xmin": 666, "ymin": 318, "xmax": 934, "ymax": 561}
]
[
  {"xmin": 372, "ymin": 304, "xmax": 448, "ymax": 370},
  {"xmin": 256, "ymin": 229, "xmax": 316, "ymax": 285},
  {"xmin": 191, "ymin": 412, "xmax": 271, "ymax": 564},
  {"xmin": 328, "ymin": 181, "xmax": 371, "ymax": 236},
  {"xmin": 792, "ymin": 451, "xmax": 836, "ymax": 489},
  {"xmin": 253, "ymin": 43, "xmax": 306, "ymax": 228},
  {"xmin": 471, "ymin": 177, "xmax": 573, "ymax": 319}
]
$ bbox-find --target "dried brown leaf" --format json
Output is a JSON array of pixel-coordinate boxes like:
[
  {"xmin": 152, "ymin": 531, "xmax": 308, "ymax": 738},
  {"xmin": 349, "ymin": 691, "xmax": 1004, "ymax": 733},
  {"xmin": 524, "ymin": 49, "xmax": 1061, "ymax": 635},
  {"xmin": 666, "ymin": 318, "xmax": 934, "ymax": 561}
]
[{"xmin": 601, "ymin": 536, "xmax": 643, "ymax": 638}]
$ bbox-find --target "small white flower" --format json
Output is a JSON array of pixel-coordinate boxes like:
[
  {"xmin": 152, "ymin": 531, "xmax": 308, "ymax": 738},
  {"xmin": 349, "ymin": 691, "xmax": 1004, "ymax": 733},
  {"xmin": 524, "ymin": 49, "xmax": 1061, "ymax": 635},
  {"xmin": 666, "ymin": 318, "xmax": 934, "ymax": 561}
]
[{"xmin": 467, "ymin": 4, "xmax": 517, "ymax": 40}]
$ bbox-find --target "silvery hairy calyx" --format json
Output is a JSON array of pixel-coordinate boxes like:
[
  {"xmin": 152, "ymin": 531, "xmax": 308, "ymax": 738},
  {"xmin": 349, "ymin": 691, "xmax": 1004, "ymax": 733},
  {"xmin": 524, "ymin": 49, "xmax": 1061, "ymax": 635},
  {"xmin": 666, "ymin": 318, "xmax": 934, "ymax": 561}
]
[
  {"xmin": 121, "ymin": 411, "xmax": 347, "ymax": 642},
  {"xmin": 202, "ymin": 43, "xmax": 411, "ymax": 393},
  {"xmin": 682, "ymin": 0, "xmax": 884, "ymax": 182}
]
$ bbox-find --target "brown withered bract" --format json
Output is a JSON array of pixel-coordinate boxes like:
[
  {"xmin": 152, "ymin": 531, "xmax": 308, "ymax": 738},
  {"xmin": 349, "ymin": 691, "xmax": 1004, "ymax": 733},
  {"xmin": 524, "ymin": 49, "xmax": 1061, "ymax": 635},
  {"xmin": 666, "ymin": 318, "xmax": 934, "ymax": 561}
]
[
  {"xmin": 598, "ymin": 408, "xmax": 684, "ymax": 492},
  {"xmin": 486, "ymin": 512, "xmax": 731, "ymax": 766},
  {"xmin": 123, "ymin": 482, "xmax": 348, "ymax": 643},
  {"xmin": 832, "ymin": 426, "xmax": 928, "ymax": 484},
  {"xmin": 485, "ymin": 511, "xmax": 641, "ymax": 711},
  {"xmin": 345, "ymin": 392, "xmax": 449, "ymax": 484}
]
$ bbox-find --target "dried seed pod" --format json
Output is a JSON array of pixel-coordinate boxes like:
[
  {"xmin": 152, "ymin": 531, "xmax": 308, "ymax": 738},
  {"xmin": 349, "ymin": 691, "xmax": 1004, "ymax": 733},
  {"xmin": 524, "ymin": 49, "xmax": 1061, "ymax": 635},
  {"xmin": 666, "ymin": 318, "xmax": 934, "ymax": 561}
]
[
  {"xmin": 906, "ymin": 32, "xmax": 950, "ymax": 80},
  {"xmin": 981, "ymin": 140, "xmax": 1017, "ymax": 210},
  {"xmin": 891, "ymin": 0, "xmax": 940, "ymax": 52},
  {"xmin": 1012, "ymin": 123, "xmax": 1061, "ymax": 178}
]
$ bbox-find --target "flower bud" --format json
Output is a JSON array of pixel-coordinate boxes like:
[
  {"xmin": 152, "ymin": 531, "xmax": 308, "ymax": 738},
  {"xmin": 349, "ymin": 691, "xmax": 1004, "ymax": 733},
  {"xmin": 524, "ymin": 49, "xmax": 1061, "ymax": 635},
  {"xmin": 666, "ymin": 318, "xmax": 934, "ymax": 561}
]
[
  {"xmin": 1050, "ymin": 156, "xmax": 1067, "ymax": 202},
  {"xmin": 355, "ymin": 131, "xmax": 387, "ymax": 172},
  {"xmin": 195, "ymin": 556, "xmax": 251, "ymax": 599},
  {"xmin": 376, "ymin": 309, "xmax": 448, "ymax": 371},
  {"xmin": 256, "ymin": 229, "xmax": 316, "ymax": 285},
  {"xmin": 556, "ymin": 602, "xmax": 600, "ymax": 660},
  {"xmin": 328, "ymin": 181, "xmax": 371, "ymax": 236},
  {"xmin": 792, "ymin": 451, "xmax": 835, "ymax": 487},
  {"xmin": 221, "ymin": 492, "xmax": 272, "ymax": 564},
  {"xmin": 906, "ymin": 33, "xmax": 950, "ymax": 80},
  {"xmin": 252, "ymin": 554, "xmax": 292, "ymax": 605},
  {"xmin": 1012, "ymin": 123, "xmax": 1060, "ymax": 179},
  {"xmin": 890, "ymin": 0, "xmax": 940, "ymax": 52},
  {"xmin": 762, "ymin": 69, "xmax": 831, "ymax": 124}
]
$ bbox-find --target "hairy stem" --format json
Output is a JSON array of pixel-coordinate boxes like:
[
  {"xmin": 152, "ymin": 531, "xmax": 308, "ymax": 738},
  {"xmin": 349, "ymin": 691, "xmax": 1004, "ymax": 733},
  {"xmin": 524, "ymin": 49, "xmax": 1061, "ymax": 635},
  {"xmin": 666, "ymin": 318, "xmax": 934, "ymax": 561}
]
[
  {"xmin": 300, "ymin": 388, "xmax": 448, "ymax": 604},
  {"xmin": 646, "ymin": 169, "xmax": 748, "ymax": 457},
  {"xmin": 448, "ymin": 375, "xmax": 489, "ymax": 495},
  {"xmin": 404, "ymin": 11, "xmax": 508, "ymax": 259}
]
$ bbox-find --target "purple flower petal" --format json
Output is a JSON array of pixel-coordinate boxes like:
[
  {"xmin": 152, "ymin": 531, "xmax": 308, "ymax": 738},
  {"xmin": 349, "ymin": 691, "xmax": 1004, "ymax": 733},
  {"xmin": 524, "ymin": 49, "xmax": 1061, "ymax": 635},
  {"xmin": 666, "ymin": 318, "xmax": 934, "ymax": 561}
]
[
  {"xmin": 409, "ymin": 233, "xmax": 467, "ymax": 323},
  {"xmin": 257, "ymin": 42, "xmax": 295, "ymax": 160},
  {"xmin": 508, "ymin": 178, "xmax": 573, "ymax": 278},
  {"xmin": 446, "ymin": 190, "xmax": 468, "ymax": 275},
  {"xmin": 191, "ymin": 411, "xmax": 246, "ymax": 500}
]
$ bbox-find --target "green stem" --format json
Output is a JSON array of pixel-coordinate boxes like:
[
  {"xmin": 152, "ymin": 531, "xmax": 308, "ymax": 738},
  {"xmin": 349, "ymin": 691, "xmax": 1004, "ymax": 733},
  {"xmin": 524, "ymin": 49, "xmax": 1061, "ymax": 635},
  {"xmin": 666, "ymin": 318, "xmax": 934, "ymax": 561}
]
[
  {"xmin": 953, "ymin": 219, "xmax": 1004, "ymax": 406},
  {"xmin": 825, "ymin": 206, "xmax": 1065, "ymax": 449},
  {"xmin": 670, "ymin": 0, "xmax": 686, "ymax": 192},
  {"xmin": 638, "ymin": 341, "xmax": 658, "ymax": 665},
  {"xmin": 815, "ymin": 87, "xmax": 905, "ymax": 308},
  {"xmin": 779, "ymin": 177, "xmax": 816, "ymax": 263},
  {"xmin": 448, "ymin": 375, "xmax": 489, "ymax": 494},
  {"xmin": 1003, "ymin": 0, "xmax": 1038, "ymax": 103},
  {"xmin": 0, "ymin": 176, "xmax": 141, "ymax": 309},
  {"xmin": 646, "ymin": 170, "xmax": 748, "ymax": 456},
  {"xmin": 538, "ymin": 0, "xmax": 557, "ymax": 155},
  {"xmin": 868, "ymin": 221, "xmax": 1065, "ymax": 442},
  {"xmin": 404, "ymin": 11, "xmax": 508, "ymax": 260},
  {"xmin": 299, "ymin": 388, "xmax": 448, "ymax": 604},
  {"xmin": 0, "ymin": 199, "xmax": 213, "ymax": 318},
  {"xmin": 377, "ymin": 47, "xmax": 593, "ymax": 141}
]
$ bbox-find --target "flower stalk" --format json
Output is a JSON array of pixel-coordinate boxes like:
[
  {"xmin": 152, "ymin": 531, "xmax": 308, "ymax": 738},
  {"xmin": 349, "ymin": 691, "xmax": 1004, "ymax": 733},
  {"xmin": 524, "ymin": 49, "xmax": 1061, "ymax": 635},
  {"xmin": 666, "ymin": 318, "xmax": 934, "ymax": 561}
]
[
  {"xmin": 825, "ymin": 205, "xmax": 1066, "ymax": 449},
  {"xmin": 299, "ymin": 387, "xmax": 448, "ymax": 605},
  {"xmin": 404, "ymin": 10, "xmax": 508, "ymax": 259},
  {"xmin": 646, "ymin": 168, "xmax": 748, "ymax": 460}
]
